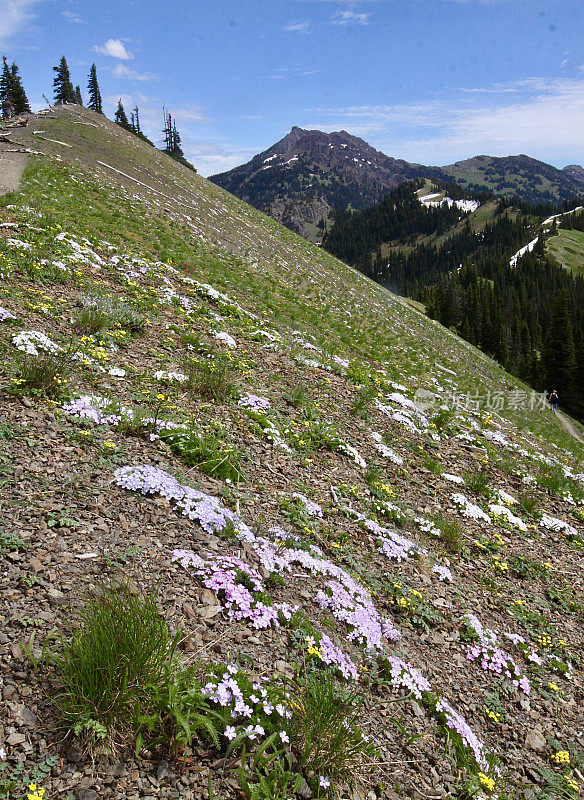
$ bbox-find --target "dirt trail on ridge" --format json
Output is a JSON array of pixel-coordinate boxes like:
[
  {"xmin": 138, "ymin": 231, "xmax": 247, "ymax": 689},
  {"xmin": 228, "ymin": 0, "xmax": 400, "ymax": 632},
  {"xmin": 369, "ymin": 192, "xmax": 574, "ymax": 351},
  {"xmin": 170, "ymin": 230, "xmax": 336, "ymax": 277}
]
[
  {"xmin": 557, "ymin": 409, "xmax": 584, "ymax": 443},
  {"xmin": 0, "ymin": 150, "xmax": 27, "ymax": 196}
]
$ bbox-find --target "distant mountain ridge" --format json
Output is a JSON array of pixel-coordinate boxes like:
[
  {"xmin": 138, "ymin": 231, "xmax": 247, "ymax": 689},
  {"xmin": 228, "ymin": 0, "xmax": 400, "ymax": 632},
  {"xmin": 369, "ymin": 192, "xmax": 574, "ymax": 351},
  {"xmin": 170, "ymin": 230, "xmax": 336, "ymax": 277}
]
[
  {"xmin": 441, "ymin": 154, "xmax": 584, "ymax": 203},
  {"xmin": 210, "ymin": 127, "xmax": 584, "ymax": 240},
  {"xmin": 209, "ymin": 127, "xmax": 428, "ymax": 240}
]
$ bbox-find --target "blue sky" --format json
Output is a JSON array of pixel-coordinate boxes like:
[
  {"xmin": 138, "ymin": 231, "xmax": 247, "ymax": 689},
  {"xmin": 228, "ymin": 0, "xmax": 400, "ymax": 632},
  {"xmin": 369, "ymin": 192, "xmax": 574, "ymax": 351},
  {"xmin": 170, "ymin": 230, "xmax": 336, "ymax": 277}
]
[{"xmin": 1, "ymin": 0, "xmax": 583, "ymax": 175}]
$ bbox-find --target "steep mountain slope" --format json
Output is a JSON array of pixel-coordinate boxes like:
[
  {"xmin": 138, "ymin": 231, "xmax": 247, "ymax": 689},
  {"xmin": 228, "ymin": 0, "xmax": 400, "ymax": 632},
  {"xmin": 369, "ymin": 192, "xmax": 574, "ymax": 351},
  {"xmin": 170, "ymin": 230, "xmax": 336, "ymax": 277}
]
[
  {"xmin": 441, "ymin": 154, "xmax": 584, "ymax": 204},
  {"xmin": 2, "ymin": 106, "xmax": 584, "ymax": 800},
  {"xmin": 209, "ymin": 126, "xmax": 425, "ymax": 240},
  {"xmin": 562, "ymin": 164, "xmax": 584, "ymax": 187}
]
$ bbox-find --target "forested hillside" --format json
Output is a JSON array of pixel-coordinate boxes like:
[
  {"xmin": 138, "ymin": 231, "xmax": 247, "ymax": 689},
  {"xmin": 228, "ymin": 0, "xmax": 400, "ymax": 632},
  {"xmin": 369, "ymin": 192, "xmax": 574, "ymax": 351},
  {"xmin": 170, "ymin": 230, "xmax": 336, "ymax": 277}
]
[{"xmin": 323, "ymin": 183, "xmax": 584, "ymax": 419}]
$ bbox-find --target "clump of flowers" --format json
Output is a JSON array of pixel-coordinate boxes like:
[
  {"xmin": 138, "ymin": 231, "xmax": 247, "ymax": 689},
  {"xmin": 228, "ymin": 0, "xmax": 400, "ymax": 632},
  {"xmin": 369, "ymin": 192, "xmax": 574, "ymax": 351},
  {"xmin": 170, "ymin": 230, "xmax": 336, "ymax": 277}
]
[
  {"xmin": 63, "ymin": 395, "xmax": 123, "ymax": 426},
  {"xmin": 350, "ymin": 511, "xmax": 426, "ymax": 562},
  {"xmin": 369, "ymin": 432, "xmax": 403, "ymax": 465},
  {"xmin": 540, "ymin": 514, "xmax": 580, "ymax": 540},
  {"xmin": 13, "ymin": 330, "xmax": 61, "ymax": 355},
  {"xmin": 115, "ymin": 465, "xmax": 255, "ymax": 541},
  {"xmin": 202, "ymin": 663, "xmax": 291, "ymax": 747},
  {"xmin": 0, "ymin": 306, "xmax": 16, "ymax": 322},
  {"xmin": 172, "ymin": 549, "xmax": 296, "ymax": 629},
  {"xmin": 551, "ymin": 750, "xmax": 570, "ymax": 765},
  {"xmin": 383, "ymin": 656, "xmax": 431, "ymax": 699},
  {"xmin": 488, "ymin": 504, "xmax": 527, "ymax": 532},
  {"xmin": 432, "ymin": 564, "xmax": 452, "ymax": 583},
  {"xmin": 238, "ymin": 392, "xmax": 271, "ymax": 411},
  {"xmin": 435, "ymin": 697, "xmax": 490, "ymax": 772},
  {"xmin": 463, "ymin": 614, "xmax": 530, "ymax": 694},
  {"xmin": 317, "ymin": 578, "xmax": 400, "ymax": 651},
  {"xmin": 292, "ymin": 492, "xmax": 323, "ymax": 518},
  {"xmin": 305, "ymin": 634, "xmax": 358, "ymax": 680},
  {"xmin": 213, "ymin": 330, "xmax": 237, "ymax": 348},
  {"xmin": 154, "ymin": 369, "xmax": 187, "ymax": 383},
  {"xmin": 478, "ymin": 772, "xmax": 495, "ymax": 792},
  {"xmin": 452, "ymin": 493, "xmax": 491, "ymax": 524}
]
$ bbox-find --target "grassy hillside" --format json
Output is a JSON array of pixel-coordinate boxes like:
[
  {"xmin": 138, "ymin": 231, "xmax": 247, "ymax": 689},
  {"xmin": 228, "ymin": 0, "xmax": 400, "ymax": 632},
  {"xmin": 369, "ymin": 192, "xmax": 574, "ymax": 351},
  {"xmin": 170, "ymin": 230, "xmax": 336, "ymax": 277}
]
[
  {"xmin": 546, "ymin": 228, "xmax": 584, "ymax": 275},
  {"xmin": 2, "ymin": 106, "xmax": 584, "ymax": 800}
]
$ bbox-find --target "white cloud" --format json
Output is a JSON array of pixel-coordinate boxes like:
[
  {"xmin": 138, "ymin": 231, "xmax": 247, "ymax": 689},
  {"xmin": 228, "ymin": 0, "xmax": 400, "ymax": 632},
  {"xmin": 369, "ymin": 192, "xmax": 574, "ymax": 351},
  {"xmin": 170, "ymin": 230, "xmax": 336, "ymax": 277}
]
[
  {"xmin": 304, "ymin": 77, "xmax": 584, "ymax": 167},
  {"xmin": 284, "ymin": 20, "xmax": 311, "ymax": 33},
  {"xmin": 332, "ymin": 10, "xmax": 369, "ymax": 25},
  {"xmin": 113, "ymin": 63, "xmax": 156, "ymax": 81},
  {"xmin": 0, "ymin": 0, "xmax": 40, "ymax": 42},
  {"xmin": 183, "ymin": 141, "xmax": 258, "ymax": 177},
  {"xmin": 171, "ymin": 106, "xmax": 207, "ymax": 122},
  {"xmin": 61, "ymin": 8, "xmax": 85, "ymax": 23},
  {"xmin": 93, "ymin": 38, "xmax": 134, "ymax": 60}
]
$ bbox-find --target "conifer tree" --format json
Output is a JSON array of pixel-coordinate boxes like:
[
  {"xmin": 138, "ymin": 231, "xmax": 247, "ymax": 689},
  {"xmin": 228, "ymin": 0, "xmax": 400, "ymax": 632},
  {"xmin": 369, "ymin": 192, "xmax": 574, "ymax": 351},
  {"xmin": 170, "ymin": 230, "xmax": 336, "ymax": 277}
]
[
  {"xmin": 53, "ymin": 56, "xmax": 76, "ymax": 104},
  {"xmin": 0, "ymin": 56, "xmax": 10, "ymax": 101},
  {"xmin": 8, "ymin": 61, "xmax": 30, "ymax": 113},
  {"xmin": 73, "ymin": 85, "xmax": 83, "ymax": 105},
  {"xmin": 114, "ymin": 99, "xmax": 130, "ymax": 128},
  {"xmin": 172, "ymin": 120, "xmax": 183, "ymax": 157},
  {"xmin": 87, "ymin": 64, "xmax": 102, "ymax": 113},
  {"xmin": 162, "ymin": 107, "xmax": 184, "ymax": 157},
  {"xmin": 0, "ymin": 56, "xmax": 30, "ymax": 113},
  {"xmin": 543, "ymin": 288, "xmax": 575, "ymax": 402}
]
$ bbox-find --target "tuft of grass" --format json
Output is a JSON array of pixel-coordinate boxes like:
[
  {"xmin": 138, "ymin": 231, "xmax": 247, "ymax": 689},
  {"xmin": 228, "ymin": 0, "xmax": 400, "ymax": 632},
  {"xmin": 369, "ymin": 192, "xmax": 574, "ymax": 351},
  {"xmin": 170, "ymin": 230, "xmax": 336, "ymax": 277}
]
[
  {"xmin": 350, "ymin": 384, "xmax": 376, "ymax": 420},
  {"xmin": 283, "ymin": 384, "xmax": 309, "ymax": 410},
  {"xmin": 465, "ymin": 466, "xmax": 491, "ymax": 498},
  {"xmin": 9, "ymin": 350, "xmax": 72, "ymax": 397},
  {"xmin": 183, "ymin": 357, "xmax": 238, "ymax": 402},
  {"xmin": 49, "ymin": 578, "xmax": 222, "ymax": 754},
  {"xmin": 432, "ymin": 407, "xmax": 453, "ymax": 432},
  {"xmin": 518, "ymin": 492, "xmax": 540, "ymax": 518},
  {"xmin": 76, "ymin": 295, "xmax": 146, "ymax": 335},
  {"xmin": 434, "ymin": 512, "xmax": 463, "ymax": 553},
  {"xmin": 75, "ymin": 305, "xmax": 110, "ymax": 335},
  {"xmin": 52, "ymin": 579, "xmax": 174, "ymax": 745},
  {"xmin": 289, "ymin": 670, "xmax": 375, "ymax": 795}
]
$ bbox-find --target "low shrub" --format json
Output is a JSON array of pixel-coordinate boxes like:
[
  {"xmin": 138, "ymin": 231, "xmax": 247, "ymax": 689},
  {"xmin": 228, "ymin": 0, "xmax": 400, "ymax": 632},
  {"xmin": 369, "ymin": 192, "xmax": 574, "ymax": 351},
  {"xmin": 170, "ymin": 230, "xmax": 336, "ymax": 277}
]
[{"xmin": 434, "ymin": 512, "xmax": 463, "ymax": 553}]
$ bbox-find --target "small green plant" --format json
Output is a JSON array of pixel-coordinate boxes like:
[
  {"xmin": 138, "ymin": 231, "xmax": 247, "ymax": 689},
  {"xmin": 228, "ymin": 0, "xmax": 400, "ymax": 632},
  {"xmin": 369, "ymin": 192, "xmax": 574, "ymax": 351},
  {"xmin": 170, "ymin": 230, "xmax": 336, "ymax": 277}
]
[
  {"xmin": 518, "ymin": 492, "xmax": 540, "ymax": 518},
  {"xmin": 0, "ymin": 530, "xmax": 27, "ymax": 553},
  {"xmin": 389, "ymin": 582, "xmax": 443, "ymax": 631},
  {"xmin": 283, "ymin": 384, "xmax": 309, "ymax": 409},
  {"xmin": 434, "ymin": 512, "xmax": 463, "ymax": 553},
  {"xmin": 238, "ymin": 746, "xmax": 302, "ymax": 800},
  {"xmin": 289, "ymin": 670, "xmax": 375, "ymax": 795},
  {"xmin": 76, "ymin": 295, "xmax": 145, "ymax": 335},
  {"xmin": 350, "ymin": 384, "xmax": 376, "ymax": 420},
  {"xmin": 160, "ymin": 425, "xmax": 244, "ymax": 482},
  {"xmin": 422, "ymin": 453, "xmax": 443, "ymax": 475},
  {"xmin": 432, "ymin": 407, "xmax": 453, "ymax": 431},
  {"xmin": 75, "ymin": 304, "xmax": 110, "ymax": 334}
]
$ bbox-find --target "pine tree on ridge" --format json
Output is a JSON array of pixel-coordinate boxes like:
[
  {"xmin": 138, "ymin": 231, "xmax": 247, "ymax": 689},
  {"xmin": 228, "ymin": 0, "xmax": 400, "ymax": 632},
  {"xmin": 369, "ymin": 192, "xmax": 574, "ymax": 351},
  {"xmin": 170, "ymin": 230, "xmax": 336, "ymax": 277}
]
[
  {"xmin": 87, "ymin": 64, "xmax": 102, "ymax": 113},
  {"xmin": 53, "ymin": 56, "xmax": 76, "ymax": 104}
]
